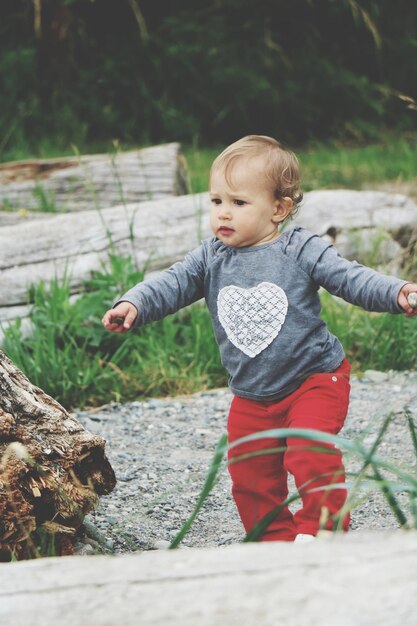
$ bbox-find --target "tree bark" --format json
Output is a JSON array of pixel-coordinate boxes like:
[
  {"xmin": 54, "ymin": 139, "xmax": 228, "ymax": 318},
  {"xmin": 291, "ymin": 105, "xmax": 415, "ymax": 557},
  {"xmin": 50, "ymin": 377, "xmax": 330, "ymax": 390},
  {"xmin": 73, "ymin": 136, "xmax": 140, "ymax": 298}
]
[{"xmin": 0, "ymin": 350, "xmax": 116, "ymax": 561}]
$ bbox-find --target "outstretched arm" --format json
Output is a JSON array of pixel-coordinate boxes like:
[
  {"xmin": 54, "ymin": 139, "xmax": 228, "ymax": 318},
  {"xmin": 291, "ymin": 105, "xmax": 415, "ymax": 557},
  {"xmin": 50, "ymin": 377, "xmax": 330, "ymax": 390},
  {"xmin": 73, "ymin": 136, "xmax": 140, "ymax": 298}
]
[
  {"xmin": 102, "ymin": 243, "xmax": 207, "ymax": 333},
  {"xmin": 302, "ymin": 240, "xmax": 410, "ymax": 314}
]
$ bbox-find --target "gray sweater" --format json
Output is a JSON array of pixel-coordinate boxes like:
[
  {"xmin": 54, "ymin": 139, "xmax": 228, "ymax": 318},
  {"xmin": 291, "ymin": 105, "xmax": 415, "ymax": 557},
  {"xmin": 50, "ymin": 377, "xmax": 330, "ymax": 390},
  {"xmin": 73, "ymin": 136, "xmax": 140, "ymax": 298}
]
[{"xmin": 120, "ymin": 227, "xmax": 406, "ymax": 401}]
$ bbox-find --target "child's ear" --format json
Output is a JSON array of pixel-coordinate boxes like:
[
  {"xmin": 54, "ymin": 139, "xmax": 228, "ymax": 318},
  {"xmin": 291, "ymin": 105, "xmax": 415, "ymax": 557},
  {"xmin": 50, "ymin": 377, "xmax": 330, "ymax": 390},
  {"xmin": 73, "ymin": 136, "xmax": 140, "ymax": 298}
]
[{"xmin": 272, "ymin": 197, "xmax": 294, "ymax": 223}]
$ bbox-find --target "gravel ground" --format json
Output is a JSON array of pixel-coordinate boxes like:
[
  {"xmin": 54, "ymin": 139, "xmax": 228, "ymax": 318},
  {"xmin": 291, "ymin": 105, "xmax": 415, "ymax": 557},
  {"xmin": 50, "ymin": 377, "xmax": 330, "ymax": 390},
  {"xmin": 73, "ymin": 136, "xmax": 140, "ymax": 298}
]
[{"xmin": 74, "ymin": 370, "xmax": 417, "ymax": 555}]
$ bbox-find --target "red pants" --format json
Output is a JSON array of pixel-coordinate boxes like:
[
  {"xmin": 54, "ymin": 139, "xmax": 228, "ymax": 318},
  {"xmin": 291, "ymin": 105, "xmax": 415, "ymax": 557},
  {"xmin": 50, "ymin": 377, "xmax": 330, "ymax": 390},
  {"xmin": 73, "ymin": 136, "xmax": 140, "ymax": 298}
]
[{"xmin": 227, "ymin": 359, "xmax": 351, "ymax": 542}]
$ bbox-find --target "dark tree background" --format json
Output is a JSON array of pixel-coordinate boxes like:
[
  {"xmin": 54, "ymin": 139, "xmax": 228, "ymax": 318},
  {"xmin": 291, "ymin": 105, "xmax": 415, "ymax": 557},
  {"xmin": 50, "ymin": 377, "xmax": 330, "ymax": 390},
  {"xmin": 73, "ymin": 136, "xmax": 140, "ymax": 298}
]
[{"xmin": 1, "ymin": 0, "xmax": 416, "ymax": 154}]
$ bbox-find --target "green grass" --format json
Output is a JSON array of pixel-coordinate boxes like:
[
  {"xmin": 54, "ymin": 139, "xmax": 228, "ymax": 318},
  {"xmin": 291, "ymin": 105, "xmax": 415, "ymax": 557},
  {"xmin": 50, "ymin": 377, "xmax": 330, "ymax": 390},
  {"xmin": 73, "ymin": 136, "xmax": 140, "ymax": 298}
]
[
  {"xmin": 298, "ymin": 135, "xmax": 417, "ymax": 191},
  {"xmin": 320, "ymin": 292, "xmax": 417, "ymax": 373},
  {"xmin": 3, "ymin": 134, "xmax": 417, "ymax": 198},
  {"xmin": 183, "ymin": 145, "xmax": 221, "ymax": 194},
  {"xmin": 0, "ymin": 138, "xmax": 134, "ymax": 165},
  {"xmin": 183, "ymin": 135, "xmax": 417, "ymax": 194},
  {"xmin": 2, "ymin": 255, "xmax": 227, "ymax": 410}
]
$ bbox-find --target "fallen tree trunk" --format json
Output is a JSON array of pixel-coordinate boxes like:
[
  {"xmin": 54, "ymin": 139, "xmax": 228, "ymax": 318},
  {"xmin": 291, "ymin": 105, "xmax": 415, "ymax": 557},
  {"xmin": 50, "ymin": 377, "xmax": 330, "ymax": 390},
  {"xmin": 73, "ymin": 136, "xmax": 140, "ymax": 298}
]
[
  {"xmin": 0, "ymin": 192, "xmax": 208, "ymax": 313},
  {"xmin": 1, "ymin": 531, "xmax": 416, "ymax": 625},
  {"xmin": 0, "ymin": 142, "xmax": 188, "ymax": 217},
  {"xmin": 1, "ymin": 190, "xmax": 417, "ymax": 336},
  {"xmin": 0, "ymin": 350, "xmax": 116, "ymax": 561}
]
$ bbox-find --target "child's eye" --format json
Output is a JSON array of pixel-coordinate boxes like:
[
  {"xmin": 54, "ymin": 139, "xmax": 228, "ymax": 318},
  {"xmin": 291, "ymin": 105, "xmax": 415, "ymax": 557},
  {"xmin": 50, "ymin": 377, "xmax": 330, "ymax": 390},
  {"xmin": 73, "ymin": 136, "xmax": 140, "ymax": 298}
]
[
  {"xmin": 234, "ymin": 199, "xmax": 246, "ymax": 206},
  {"xmin": 211, "ymin": 198, "xmax": 221, "ymax": 205}
]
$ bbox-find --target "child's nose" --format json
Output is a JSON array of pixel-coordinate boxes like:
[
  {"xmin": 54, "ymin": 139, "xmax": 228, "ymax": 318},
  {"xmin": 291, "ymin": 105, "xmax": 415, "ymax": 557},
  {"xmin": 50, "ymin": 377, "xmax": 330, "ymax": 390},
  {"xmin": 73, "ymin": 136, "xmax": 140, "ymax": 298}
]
[{"xmin": 217, "ymin": 203, "xmax": 232, "ymax": 219}]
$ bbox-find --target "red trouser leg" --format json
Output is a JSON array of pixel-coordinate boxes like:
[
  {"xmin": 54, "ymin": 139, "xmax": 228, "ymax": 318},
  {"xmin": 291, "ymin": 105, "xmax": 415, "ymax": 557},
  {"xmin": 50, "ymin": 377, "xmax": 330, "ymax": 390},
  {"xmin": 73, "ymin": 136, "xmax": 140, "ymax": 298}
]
[
  {"xmin": 227, "ymin": 396, "xmax": 297, "ymax": 542},
  {"xmin": 284, "ymin": 361, "xmax": 351, "ymax": 535},
  {"xmin": 227, "ymin": 360, "xmax": 351, "ymax": 541}
]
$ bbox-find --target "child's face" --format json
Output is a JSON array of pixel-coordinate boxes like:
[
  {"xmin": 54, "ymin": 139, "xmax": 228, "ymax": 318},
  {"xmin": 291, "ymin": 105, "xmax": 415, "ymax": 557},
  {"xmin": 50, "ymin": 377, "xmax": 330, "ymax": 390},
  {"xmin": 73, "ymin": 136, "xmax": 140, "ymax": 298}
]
[{"xmin": 209, "ymin": 158, "xmax": 289, "ymax": 248}]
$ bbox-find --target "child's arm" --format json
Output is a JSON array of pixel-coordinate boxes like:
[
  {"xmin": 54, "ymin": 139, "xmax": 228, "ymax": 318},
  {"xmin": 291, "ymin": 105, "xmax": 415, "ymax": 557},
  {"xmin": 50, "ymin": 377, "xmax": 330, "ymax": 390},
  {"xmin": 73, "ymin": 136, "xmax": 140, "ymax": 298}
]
[
  {"xmin": 291, "ymin": 230, "xmax": 417, "ymax": 314},
  {"xmin": 315, "ymin": 249, "xmax": 417, "ymax": 315},
  {"xmin": 102, "ymin": 244, "xmax": 207, "ymax": 333}
]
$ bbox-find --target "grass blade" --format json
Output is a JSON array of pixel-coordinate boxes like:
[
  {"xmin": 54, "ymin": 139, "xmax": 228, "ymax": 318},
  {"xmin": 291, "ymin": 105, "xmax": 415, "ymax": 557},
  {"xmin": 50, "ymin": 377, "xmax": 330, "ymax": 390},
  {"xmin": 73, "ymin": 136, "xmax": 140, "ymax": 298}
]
[
  {"xmin": 369, "ymin": 463, "xmax": 409, "ymax": 528},
  {"xmin": 405, "ymin": 407, "xmax": 417, "ymax": 460},
  {"xmin": 169, "ymin": 433, "xmax": 227, "ymax": 549},
  {"xmin": 243, "ymin": 492, "xmax": 302, "ymax": 542}
]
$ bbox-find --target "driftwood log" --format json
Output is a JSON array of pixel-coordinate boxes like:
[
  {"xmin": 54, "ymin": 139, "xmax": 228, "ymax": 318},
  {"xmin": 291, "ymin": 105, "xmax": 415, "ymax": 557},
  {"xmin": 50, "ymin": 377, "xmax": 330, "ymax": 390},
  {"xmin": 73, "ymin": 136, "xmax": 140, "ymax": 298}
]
[
  {"xmin": 1, "ymin": 531, "xmax": 416, "ymax": 625},
  {"xmin": 0, "ymin": 142, "xmax": 188, "ymax": 219},
  {"xmin": 293, "ymin": 189, "xmax": 417, "ymax": 267},
  {"xmin": 0, "ymin": 350, "xmax": 116, "ymax": 561},
  {"xmin": 1, "ymin": 189, "xmax": 417, "ymax": 337},
  {"xmin": 0, "ymin": 192, "xmax": 208, "ymax": 330}
]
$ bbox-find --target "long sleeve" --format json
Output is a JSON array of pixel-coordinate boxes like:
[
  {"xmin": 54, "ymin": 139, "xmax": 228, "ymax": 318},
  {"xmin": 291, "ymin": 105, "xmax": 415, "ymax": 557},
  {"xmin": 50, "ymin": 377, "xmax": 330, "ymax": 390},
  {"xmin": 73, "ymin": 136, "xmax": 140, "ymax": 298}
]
[
  {"xmin": 312, "ymin": 246, "xmax": 406, "ymax": 312},
  {"xmin": 286, "ymin": 229, "xmax": 407, "ymax": 313},
  {"xmin": 117, "ymin": 245, "xmax": 207, "ymax": 326}
]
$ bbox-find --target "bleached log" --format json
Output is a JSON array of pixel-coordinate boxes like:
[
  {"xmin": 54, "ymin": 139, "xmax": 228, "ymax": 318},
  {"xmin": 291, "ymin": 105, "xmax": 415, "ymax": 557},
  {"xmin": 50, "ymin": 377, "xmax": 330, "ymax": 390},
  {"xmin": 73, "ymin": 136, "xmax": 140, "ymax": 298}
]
[
  {"xmin": 0, "ymin": 143, "xmax": 188, "ymax": 214},
  {"xmin": 293, "ymin": 190, "xmax": 417, "ymax": 267},
  {"xmin": 1, "ymin": 531, "xmax": 416, "ymax": 625},
  {"xmin": 294, "ymin": 189, "xmax": 417, "ymax": 233},
  {"xmin": 0, "ymin": 304, "xmax": 31, "ymax": 322},
  {"xmin": 0, "ymin": 211, "xmax": 50, "ymax": 227},
  {"xmin": 0, "ymin": 351, "xmax": 116, "ymax": 560},
  {"xmin": 1, "ymin": 190, "xmax": 417, "ymax": 333},
  {"xmin": 0, "ymin": 193, "xmax": 208, "ymax": 311}
]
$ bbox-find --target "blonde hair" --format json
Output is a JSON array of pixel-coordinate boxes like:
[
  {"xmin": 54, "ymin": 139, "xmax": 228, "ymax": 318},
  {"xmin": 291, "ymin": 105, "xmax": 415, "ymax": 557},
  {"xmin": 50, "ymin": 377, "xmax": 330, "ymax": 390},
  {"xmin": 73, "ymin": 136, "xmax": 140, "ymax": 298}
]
[{"xmin": 210, "ymin": 135, "xmax": 303, "ymax": 219}]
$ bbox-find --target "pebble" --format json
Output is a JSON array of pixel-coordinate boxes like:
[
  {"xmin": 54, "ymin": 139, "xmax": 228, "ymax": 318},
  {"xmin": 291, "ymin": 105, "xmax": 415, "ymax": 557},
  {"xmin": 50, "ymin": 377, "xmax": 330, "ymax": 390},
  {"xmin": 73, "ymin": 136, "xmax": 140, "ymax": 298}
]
[
  {"xmin": 76, "ymin": 371, "xmax": 417, "ymax": 555},
  {"xmin": 363, "ymin": 369, "xmax": 390, "ymax": 383},
  {"xmin": 74, "ymin": 543, "xmax": 95, "ymax": 556}
]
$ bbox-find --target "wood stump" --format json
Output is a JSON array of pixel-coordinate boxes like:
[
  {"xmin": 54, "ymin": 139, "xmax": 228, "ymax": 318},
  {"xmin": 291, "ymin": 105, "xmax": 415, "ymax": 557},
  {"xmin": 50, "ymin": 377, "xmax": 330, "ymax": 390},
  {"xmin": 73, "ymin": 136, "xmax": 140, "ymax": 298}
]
[{"xmin": 0, "ymin": 350, "xmax": 116, "ymax": 560}]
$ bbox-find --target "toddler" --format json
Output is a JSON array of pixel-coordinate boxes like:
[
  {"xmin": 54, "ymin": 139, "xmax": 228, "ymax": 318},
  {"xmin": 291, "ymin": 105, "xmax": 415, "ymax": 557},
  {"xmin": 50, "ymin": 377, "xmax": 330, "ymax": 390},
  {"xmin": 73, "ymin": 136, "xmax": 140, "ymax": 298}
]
[{"xmin": 102, "ymin": 135, "xmax": 417, "ymax": 543}]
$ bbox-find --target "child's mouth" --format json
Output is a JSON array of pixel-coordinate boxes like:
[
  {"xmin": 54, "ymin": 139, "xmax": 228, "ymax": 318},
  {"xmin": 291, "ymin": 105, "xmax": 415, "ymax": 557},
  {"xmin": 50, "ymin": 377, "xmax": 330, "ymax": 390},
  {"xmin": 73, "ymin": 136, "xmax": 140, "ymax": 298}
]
[{"xmin": 218, "ymin": 226, "xmax": 235, "ymax": 236}]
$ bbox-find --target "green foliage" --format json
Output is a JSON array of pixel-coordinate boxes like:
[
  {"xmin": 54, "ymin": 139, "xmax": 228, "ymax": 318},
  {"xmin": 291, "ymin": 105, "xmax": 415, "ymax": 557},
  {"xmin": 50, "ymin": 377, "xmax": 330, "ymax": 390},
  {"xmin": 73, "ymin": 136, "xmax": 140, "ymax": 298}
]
[
  {"xmin": 185, "ymin": 137, "xmax": 417, "ymax": 194},
  {"xmin": 320, "ymin": 292, "xmax": 417, "ymax": 372},
  {"xmin": 32, "ymin": 185, "xmax": 58, "ymax": 212},
  {"xmin": 2, "ymin": 255, "xmax": 226, "ymax": 409},
  {"xmin": 300, "ymin": 137, "xmax": 417, "ymax": 191},
  {"xmin": 183, "ymin": 146, "xmax": 222, "ymax": 194},
  {"xmin": 1, "ymin": 1, "xmax": 416, "ymax": 153}
]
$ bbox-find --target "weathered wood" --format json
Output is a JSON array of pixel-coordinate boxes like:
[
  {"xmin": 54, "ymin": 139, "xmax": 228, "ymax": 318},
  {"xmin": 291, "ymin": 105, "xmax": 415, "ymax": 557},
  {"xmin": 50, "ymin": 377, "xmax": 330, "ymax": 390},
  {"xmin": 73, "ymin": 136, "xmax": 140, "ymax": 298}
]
[
  {"xmin": 1, "ymin": 531, "xmax": 416, "ymax": 625},
  {"xmin": 0, "ymin": 143, "xmax": 189, "ymax": 215},
  {"xmin": 293, "ymin": 190, "xmax": 417, "ymax": 267},
  {"xmin": 0, "ymin": 351, "xmax": 116, "ymax": 560},
  {"xmin": 1, "ymin": 190, "xmax": 417, "ymax": 335},
  {"xmin": 294, "ymin": 189, "xmax": 417, "ymax": 232},
  {"xmin": 0, "ymin": 211, "xmax": 51, "ymax": 227},
  {"xmin": 0, "ymin": 192, "xmax": 208, "ymax": 312}
]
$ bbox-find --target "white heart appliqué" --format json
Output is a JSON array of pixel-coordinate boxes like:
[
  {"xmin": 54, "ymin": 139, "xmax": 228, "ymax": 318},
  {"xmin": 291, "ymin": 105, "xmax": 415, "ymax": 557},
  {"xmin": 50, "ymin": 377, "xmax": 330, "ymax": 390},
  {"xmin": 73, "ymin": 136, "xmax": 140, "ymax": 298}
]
[{"xmin": 217, "ymin": 282, "xmax": 288, "ymax": 358}]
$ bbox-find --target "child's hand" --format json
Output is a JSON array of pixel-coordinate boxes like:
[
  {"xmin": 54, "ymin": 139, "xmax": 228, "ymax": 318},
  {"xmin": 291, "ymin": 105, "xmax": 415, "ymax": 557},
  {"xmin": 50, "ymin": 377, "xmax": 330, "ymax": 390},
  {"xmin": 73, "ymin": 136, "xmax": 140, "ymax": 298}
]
[
  {"xmin": 101, "ymin": 301, "xmax": 138, "ymax": 333},
  {"xmin": 398, "ymin": 284, "xmax": 417, "ymax": 317}
]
